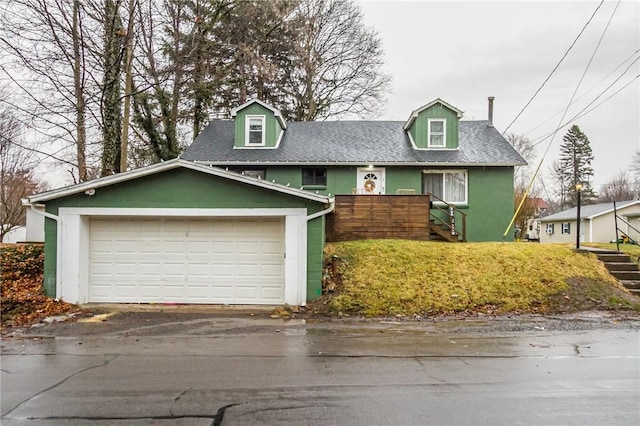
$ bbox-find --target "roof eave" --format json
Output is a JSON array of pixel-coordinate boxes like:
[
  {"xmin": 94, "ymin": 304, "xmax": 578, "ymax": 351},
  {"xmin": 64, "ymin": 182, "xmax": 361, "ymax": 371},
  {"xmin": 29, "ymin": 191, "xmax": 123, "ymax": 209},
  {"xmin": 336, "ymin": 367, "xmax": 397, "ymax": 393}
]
[
  {"xmin": 404, "ymin": 98, "xmax": 465, "ymax": 130},
  {"xmin": 194, "ymin": 160, "xmax": 525, "ymax": 167},
  {"xmin": 28, "ymin": 159, "xmax": 330, "ymax": 204},
  {"xmin": 230, "ymin": 98, "xmax": 287, "ymax": 129}
]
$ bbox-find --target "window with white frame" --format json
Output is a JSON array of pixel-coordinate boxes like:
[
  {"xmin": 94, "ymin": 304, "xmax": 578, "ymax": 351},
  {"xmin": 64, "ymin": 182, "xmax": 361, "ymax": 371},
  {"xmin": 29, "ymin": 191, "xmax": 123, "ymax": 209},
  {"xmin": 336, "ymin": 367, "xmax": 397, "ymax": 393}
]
[
  {"xmin": 561, "ymin": 222, "xmax": 571, "ymax": 234},
  {"xmin": 422, "ymin": 170, "xmax": 467, "ymax": 203},
  {"xmin": 428, "ymin": 119, "xmax": 446, "ymax": 148},
  {"xmin": 246, "ymin": 116, "xmax": 265, "ymax": 145},
  {"xmin": 546, "ymin": 223, "xmax": 554, "ymax": 235}
]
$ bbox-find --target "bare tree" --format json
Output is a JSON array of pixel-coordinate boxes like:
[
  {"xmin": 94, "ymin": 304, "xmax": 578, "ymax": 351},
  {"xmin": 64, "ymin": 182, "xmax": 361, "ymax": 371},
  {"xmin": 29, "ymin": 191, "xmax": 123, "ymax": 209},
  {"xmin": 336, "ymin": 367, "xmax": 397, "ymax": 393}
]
[
  {"xmin": 506, "ymin": 133, "xmax": 536, "ymax": 188},
  {"xmin": 285, "ymin": 0, "xmax": 391, "ymax": 121},
  {"xmin": 0, "ymin": 0, "xmax": 100, "ymax": 182},
  {"xmin": 0, "ymin": 110, "xmax": 46, "ymax": 241},
  {"xmin": 597, "ymin": 171, "xmax": 638, "ymax": 202},
  {"xmin": 630, "ymin": 149, "xmax": 640, "ymax": 186},
  {"xmin": 550, "ymin": 160, "xmax": 569, "ymax": 209},
  {"xmin": 100, "ymin": 0, "xmax": 126, "ymax": 176},
  {"xmin": 506, "ymin": 133, "xmax": 541, "ymax": 228}
]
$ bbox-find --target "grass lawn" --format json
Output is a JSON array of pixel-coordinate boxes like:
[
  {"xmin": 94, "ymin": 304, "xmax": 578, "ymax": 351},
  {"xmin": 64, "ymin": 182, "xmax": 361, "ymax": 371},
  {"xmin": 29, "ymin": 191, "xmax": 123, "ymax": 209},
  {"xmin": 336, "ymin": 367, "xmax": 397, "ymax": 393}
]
[{"xmin": 319, "ymin": 240, "xmax": 640, "ymax": 317}]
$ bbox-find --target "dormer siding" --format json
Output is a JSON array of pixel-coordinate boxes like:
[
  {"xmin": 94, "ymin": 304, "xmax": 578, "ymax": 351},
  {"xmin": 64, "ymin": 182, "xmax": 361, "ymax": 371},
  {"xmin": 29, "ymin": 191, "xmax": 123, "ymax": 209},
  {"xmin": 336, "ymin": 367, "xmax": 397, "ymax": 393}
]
[
  {"xmin": 408, "ymin": 104, "xmax": 460, "ymax": 150},
  {"xmin": 234, "ymin": 103, "xmax": 285, "ymax": 148}
]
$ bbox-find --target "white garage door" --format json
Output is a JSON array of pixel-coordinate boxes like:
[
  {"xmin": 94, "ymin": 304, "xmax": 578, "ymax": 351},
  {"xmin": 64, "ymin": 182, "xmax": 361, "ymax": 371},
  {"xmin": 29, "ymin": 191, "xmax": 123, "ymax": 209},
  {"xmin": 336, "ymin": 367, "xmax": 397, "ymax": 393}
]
[{"xmin": 89, "ymin": 217, "xmax": 285, "ymax": 304}]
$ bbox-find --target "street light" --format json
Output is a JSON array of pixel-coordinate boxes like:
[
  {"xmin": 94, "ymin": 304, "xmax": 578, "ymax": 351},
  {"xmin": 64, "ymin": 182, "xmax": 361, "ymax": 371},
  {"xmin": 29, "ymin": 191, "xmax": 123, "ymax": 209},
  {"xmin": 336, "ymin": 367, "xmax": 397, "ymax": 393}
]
[{"xmin": 575, "ymin": 183, "xmax": 583, "ymax": 249}]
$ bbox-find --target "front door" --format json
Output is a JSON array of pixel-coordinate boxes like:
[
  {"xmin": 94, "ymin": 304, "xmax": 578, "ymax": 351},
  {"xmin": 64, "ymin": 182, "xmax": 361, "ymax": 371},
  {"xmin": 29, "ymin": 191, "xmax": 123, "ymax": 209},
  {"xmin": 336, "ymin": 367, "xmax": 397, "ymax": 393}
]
[{"xmin": 356, "ymin": 167, "xmax": 385, "ymax": 194}]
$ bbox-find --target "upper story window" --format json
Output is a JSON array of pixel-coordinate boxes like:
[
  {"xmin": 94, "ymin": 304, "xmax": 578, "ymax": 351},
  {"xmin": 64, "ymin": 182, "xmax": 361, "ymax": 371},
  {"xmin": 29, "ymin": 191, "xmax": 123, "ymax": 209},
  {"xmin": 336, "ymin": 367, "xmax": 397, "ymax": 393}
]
[
  {"xmin": 246, "ymin": 116, "xmax": 265, "ymax": 146},
  {"xmin": 302, "ymin": 168, "xmax": 327, "ymax": 187},
  {"xmin": 422, "ymin": 170, "xmax": 467, "ymax": 204},
  {"xmin": 428, "ymin": 119, "xmax": 446, "ymax": 148}
]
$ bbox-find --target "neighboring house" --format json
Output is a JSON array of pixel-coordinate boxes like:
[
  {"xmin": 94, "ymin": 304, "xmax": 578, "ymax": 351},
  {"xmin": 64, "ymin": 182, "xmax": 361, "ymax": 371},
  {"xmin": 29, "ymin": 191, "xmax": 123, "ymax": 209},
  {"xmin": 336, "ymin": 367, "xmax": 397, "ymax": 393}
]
[
  {"xmin": 183, "ymin": 98, "xmax": 525, "ymax": 242},
  {"xmin": 530, "ymin": 197, "xmax": 549, "ymax": 218},
  {"xmin": 2, "ymin": 226, "xmax": 26, "ymax": 243},
  {"xmin": 26, "ymin": 97, "xmax": 524, "ymax": 306},
  {"xmin": 540, "ymin": 200, "xmax": 640, "ymax": 244}
]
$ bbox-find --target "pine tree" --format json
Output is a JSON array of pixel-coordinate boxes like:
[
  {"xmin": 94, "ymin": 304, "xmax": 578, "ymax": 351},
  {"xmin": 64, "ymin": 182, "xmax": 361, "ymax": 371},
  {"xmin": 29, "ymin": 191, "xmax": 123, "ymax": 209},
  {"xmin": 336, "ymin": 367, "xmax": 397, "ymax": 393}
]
[{"xmin": 557, "ymin": 125, "xmax": 596, "ymax": 207}]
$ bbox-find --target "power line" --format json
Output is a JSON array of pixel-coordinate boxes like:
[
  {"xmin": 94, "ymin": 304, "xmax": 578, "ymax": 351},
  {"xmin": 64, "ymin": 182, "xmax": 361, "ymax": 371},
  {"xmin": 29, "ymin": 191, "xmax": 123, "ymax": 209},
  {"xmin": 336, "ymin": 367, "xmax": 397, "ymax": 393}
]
[
  {"xmin": 502, "ymin": 0, "xmax": 620, "ymax": 238},
  {"xmin": 502, "ymin": 0, "xmax": 605, "ymax": 134},
  {"xmin": 522, "ymin": 48, "xmax": 639, "ymax": 138},
  {"xmin": 530, "ymin": 73, "xmax": 638, "ymax": 148}
]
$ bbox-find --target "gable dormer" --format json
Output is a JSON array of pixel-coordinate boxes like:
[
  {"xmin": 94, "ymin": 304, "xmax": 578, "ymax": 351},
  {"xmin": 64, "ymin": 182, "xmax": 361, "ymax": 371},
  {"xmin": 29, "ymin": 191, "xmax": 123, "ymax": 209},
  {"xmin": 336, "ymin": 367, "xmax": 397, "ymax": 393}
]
[
  {"xmin": 231, "ymin": 99, "xmax": 287, "ymax": 149},
  {"xmin": 403, "ymin": 98, "xmax": 463, "ymax": 150}
]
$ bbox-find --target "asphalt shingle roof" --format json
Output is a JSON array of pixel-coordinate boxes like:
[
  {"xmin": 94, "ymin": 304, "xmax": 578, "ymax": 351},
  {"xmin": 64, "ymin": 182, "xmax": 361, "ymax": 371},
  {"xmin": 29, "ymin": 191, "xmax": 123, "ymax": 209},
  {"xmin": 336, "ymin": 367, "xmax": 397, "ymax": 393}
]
[
  {"xmin": 182, "ymin": 119, "xmax": 526, "ymax": 166},
  {"xmin": 541, "ymin": 200, "xmax": 639, "ymax": 221}
]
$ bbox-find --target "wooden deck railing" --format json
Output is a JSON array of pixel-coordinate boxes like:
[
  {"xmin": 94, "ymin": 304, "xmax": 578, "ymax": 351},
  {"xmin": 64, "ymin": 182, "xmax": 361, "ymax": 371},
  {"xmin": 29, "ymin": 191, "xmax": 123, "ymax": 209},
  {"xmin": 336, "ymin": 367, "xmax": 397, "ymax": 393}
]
[{"xmin": 427, "ymin": 193, "xmax": 467, "ymax": 242}]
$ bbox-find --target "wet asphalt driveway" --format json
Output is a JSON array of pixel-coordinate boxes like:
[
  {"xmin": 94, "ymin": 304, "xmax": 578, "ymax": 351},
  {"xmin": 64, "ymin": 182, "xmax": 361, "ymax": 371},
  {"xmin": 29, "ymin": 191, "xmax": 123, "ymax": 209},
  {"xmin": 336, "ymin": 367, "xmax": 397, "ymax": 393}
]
[{"xmin": 1, "ymin": 308, "xmax": 639, "ymax": 425}]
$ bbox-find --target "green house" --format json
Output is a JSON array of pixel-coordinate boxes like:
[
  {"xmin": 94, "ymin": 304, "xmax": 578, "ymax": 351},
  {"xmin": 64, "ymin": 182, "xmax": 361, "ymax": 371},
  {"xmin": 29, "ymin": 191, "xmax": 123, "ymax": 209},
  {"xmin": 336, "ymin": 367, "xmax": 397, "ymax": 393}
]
[
  {"xmin": 184, "ymin": 98, "xmax": 526, "ymax": 242},
  {"xmin": 26, "ymin": 97, "xmax": 524, "ymax": 307}
]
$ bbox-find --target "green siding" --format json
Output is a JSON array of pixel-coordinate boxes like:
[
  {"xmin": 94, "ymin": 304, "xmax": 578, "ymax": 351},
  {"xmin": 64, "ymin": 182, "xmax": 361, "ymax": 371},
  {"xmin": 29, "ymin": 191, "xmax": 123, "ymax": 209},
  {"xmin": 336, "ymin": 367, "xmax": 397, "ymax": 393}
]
[
  {"xmin": 467, "ymin": 167, "xmax": 515, "ymax": 241},
  {"xmin": 306, "ymin": 216, "xmax": 325, "ymax": 300},
  {"xmin": 234, "ymin": 103, "xmax": 284, "ymax": 148},
  {"xmin": 408, "ymin": 103, "xmax": 460, "ymax": 149},
  {"xmin": 42, "ymin": 168, "xmax": 326, "ymax": 299},
  {"xmin": 265, "ymin": 166, "xmax": 357, "ymax": 196},
  {"xmin": 260, "ymin": 165, "xmax": 514, "ymax": 242},
  {"xmin": 385, "ymin": 167, "xmax": 422, "ymax": 194}
]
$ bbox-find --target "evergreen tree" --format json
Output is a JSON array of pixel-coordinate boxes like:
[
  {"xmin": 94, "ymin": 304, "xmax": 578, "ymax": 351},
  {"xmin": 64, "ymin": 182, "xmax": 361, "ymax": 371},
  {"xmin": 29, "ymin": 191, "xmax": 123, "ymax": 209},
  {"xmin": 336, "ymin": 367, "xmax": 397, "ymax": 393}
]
[{"xmin": 557, "ymin": 125, "xmax": 596, "ymax": 207}]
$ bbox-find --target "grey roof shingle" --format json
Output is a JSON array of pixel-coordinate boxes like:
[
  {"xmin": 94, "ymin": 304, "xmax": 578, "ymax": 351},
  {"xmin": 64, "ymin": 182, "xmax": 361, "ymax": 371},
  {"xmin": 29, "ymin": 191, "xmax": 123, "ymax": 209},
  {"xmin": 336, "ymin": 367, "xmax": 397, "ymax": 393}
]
[
  {"xmin": 541, "ymin": 200, "xmax": 639, "ymax": 222},
  {"xmin": 182, "ymin": 119, "xmax": 526, "ymax": 166}
]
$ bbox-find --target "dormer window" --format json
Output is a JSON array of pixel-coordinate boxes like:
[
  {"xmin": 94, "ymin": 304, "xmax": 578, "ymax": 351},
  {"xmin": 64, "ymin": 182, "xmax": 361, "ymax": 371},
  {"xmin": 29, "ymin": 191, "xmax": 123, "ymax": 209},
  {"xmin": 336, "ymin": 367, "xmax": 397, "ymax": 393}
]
[
  {"xmin": 246, "ymin": 116, "xmax": 265, "ymax": 146},
  {"xmin": 428, "ymin": 119, "xmax": 446, "ymax": 148}
]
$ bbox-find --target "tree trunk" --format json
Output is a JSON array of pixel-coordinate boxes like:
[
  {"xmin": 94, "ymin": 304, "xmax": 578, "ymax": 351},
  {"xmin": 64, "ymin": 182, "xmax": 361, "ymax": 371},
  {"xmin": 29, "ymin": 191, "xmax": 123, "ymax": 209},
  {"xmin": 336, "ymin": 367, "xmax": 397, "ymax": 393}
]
[
  {"xmin": 101, "ymin": 0, "xmax": 124, "ymax": 177},
  {"xmin": 72, "ymin": 0, "xmax": 87, "ymax": 182},
  {"xmin": 120, "ymin": 0, "xmax": 136, "ymax": 173}
]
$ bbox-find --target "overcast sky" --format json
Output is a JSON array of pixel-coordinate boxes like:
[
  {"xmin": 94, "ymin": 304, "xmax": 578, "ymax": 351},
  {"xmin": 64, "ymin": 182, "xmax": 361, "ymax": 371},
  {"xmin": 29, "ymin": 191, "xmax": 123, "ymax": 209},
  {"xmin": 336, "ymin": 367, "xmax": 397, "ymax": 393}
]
[{"xmin": 359, "ymin": 0, "xmax": 639, "ymax": 192}]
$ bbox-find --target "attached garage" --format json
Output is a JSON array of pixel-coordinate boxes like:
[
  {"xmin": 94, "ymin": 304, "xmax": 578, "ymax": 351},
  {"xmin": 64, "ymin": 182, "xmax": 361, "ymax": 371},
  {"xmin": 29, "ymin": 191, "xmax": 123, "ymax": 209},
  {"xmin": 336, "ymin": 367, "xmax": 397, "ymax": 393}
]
[
  {"xmin": 26, "ymin": 160, "xmax": 332, "ymax": 306},
  {"xmin": 89, "ymin": 217, "xmax": 285, "ymax": 304}
]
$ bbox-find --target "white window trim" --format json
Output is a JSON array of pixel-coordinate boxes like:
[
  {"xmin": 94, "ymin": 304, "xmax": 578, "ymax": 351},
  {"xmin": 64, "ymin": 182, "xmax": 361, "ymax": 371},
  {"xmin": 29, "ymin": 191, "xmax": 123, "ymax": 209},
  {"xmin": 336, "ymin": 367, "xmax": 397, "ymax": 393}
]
[
  {"xmin": 561, "ymin": 222, "xmax": 571, "ymax": 235},
  {"xmin": 427, "ymin": 118, "xmax": 446, "ymax": 148},
  {"xmin": 546, "ymin": 223, "xmax": 554, "ymax": 235},
  {"xmin": 245, "ymin": 115, "xmax": 266, "ymax": 146},
  {"xmin": 422, "ymin": 169, "xmax": 468, "ymax": 204}
]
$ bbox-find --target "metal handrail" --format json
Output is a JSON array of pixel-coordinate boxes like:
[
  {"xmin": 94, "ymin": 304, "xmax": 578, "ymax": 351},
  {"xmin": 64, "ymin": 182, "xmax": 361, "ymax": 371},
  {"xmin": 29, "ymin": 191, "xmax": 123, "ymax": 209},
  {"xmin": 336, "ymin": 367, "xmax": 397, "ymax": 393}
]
[
  {"xmin": 614, "ymin": 200, "xmax": 640, "ymax": 251},
  {"xmin": 427, "ymin": 193, "xmax": 467, "ymax": 242}
]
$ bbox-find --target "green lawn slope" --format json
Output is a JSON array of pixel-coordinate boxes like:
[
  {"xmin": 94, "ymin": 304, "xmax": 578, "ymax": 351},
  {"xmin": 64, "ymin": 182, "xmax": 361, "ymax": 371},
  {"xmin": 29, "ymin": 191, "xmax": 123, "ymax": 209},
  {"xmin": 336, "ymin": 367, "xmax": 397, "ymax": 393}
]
[{"xmin": 320, "ymin": 240, "xmax": 640, "ymax": 317}]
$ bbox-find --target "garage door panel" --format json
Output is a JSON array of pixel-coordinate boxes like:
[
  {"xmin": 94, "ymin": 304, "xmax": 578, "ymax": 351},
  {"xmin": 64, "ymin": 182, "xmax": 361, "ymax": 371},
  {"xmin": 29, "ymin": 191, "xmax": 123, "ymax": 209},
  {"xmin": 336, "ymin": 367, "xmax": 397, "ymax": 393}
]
[{"xmin": 89, "ymin": 217, "xmax": 285, "ymax": 304}]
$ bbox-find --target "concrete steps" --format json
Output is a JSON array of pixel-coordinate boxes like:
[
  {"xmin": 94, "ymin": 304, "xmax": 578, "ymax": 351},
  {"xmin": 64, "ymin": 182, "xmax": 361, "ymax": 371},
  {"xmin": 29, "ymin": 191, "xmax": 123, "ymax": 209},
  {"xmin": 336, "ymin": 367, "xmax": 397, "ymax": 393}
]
[{"xmin": 595, "ymin": 252, "xmax": 640, "ymax": 296}]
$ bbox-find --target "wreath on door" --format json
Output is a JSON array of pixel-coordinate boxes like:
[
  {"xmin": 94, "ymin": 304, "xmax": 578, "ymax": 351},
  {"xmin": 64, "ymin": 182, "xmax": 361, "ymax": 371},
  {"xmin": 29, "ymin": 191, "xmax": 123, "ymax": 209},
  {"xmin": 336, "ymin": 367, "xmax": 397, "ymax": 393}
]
[{"xmin": 363, "ymin": 173, "xmax": 377, "ymax": 193}]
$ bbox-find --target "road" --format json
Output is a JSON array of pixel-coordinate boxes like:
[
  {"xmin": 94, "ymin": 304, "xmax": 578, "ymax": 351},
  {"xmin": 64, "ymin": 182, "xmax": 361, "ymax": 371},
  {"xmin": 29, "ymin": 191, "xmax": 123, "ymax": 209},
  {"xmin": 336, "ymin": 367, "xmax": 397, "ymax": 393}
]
[{"xmin": 1, "ymin": 313, "xmax": 639, "ymax": 425}]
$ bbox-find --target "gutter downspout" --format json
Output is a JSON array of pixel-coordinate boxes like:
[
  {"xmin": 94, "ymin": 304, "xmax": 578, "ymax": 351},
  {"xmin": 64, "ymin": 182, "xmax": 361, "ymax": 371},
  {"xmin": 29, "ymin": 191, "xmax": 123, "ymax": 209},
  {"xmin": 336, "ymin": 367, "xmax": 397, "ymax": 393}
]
[
  {"xmin": 27, "ymin": 201, "xmax": 63, "ymax": 300},
  {"xmin": 306, "ymin": 198, "xmax": 335, "ymax": 221}
]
